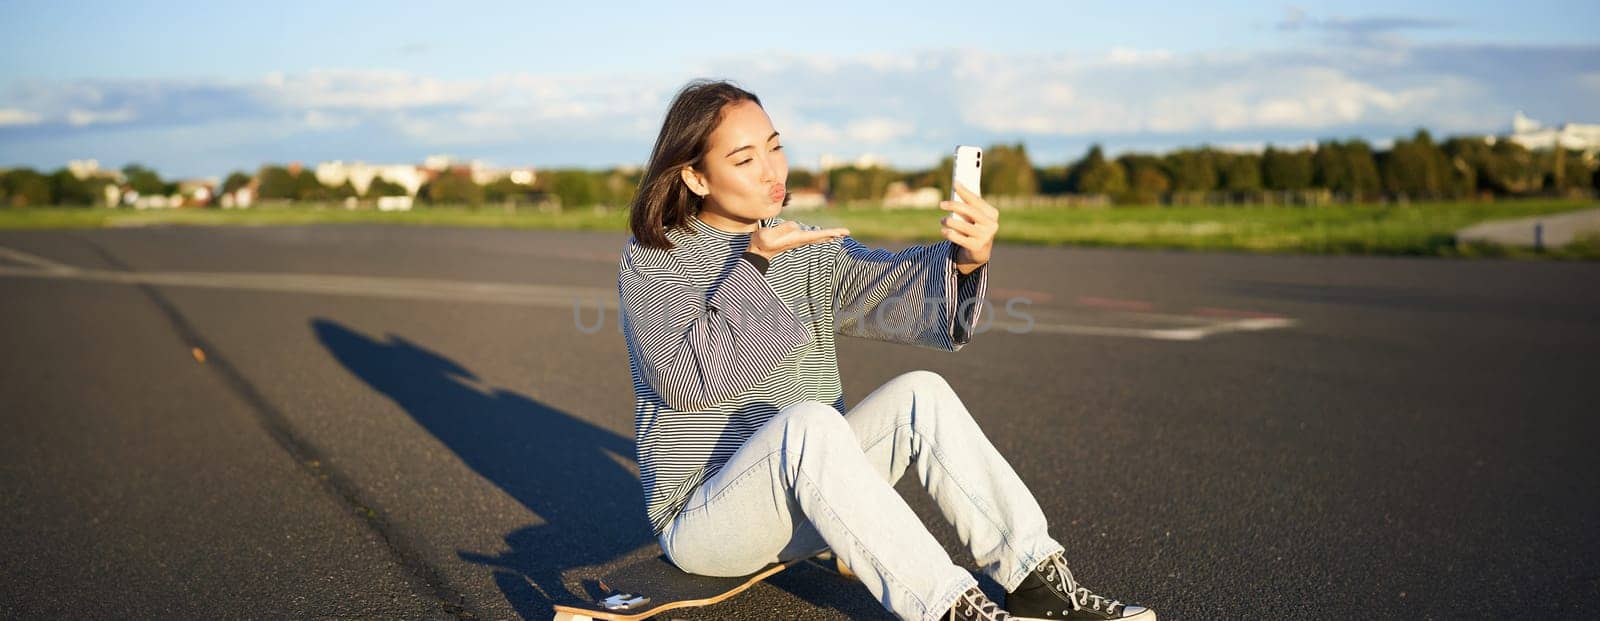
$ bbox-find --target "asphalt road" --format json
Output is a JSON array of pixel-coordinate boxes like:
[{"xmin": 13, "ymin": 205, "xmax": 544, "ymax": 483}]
[{"xmin": 2, "ymin": 224, "xmax": 1597, "ymax": 620}]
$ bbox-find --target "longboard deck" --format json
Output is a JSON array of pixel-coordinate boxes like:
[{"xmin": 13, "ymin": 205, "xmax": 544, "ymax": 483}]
[{"xmin": 551, "ymin": 550, "xmax": 850, "ymax": 621}]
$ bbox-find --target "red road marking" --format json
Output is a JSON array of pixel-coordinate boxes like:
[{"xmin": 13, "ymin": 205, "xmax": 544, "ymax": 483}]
[
  {"xmin": 1076, "ymin": 296, "xmax": 1155, "ymax": 311},
  {"xmin": 1192, "ymin": 307, "xmax": 1284, "ymax": 319},
  {"xmin": 989, "ymin": 287, "xmax": 1054, "ymax": 303}
]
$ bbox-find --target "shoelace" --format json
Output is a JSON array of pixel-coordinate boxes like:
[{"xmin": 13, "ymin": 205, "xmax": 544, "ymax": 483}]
[
  {"xmin": 953, "ymin": 587, "xmax": 1010, "ymax": 620},
  {"xmin": 1041, "ymin": 555, "xmax": 1125, "ymax": 614}
]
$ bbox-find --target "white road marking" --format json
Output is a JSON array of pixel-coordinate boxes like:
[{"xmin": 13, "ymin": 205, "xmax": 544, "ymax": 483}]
[
  {"xmin": 0, "ymin": 264, "xmax": 615, "ymax": 306},
  {"xmin": 0, "ymin": 245, "xmax": 1297, "ymax": 341},
  {"xmin": 0, "ymin": 245, "xmax": 76, "ymax": 272},
  {"xmin": 987, "ymin": 316, "xmax": 1295, "ymax": 341}
]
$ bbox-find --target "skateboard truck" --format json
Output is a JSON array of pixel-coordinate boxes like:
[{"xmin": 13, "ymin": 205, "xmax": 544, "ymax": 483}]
[
  {"xmin": 552, "ymin": 548, "xmax": 854, "ymax": 620},
  {"xmin": 600, "ymin": 593, "xmax": 650, "ymax": 611}
]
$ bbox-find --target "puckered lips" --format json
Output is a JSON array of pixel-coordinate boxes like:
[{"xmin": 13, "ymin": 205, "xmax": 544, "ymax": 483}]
[{"xmin": 768, "ymin": 184, "xmax": 785, "ymax": 203}]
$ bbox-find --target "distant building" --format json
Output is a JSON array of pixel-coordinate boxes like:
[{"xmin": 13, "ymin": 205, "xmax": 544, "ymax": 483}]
[
  {"xmin": 175, "ymin": 179, "xmax": 217, "ymax": 207},
  {"xmin": 785, "ymin": 188, "xmax": 828, "ymax": 210},
  {"xmin": 376, "ymin": 195, "xmax": 414, "ymax": 211},
  {"xmin": 422, "ymin": 154, "xmax": 536, "ymax": 186},
  {"xmin": 220, "ymin": 187, "xmax": 254, "ymax": 209},
  {"xmin": 881, "ymin": 181, "xmax": 941, "ymax": 209},
  {"xmin": 422, "ymin": 154, "xmax": 455, "ymax": 172},
  {"xmin": 311, "ymin": 157, "xmax": 532, "ymax": 211},
  {"xmin": 122, "ymin": 191, "xmax": 182, "ymax": 209},
  {"xmin": 315, "ymin": 161, "xmax": 427, "ymax": 197},
  {"xmin": 1508, "ymin": 111, "xmax": 1600, "ymax": 154},
  {"xmin": 819, "ymin": 153, "xmax": 887, "ymax": 171},
  {"xmin": 63, "ymin": 159, "xmax": 124, "ymax": 206},
  {"xmin": 67, "ymin": 159, "xmax": 123, "ymax": 182}
]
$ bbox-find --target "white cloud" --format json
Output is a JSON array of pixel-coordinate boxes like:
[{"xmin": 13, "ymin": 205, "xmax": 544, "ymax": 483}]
[
  {"xmin": 2, "ymin": 38, "xmax": 1594, "ymax": 176},
  {"xmin": 1580, "ymin": 72, "xmax": 1600, "ymax": 97},
  {"xmin": 775, "ymin": 118, "xmax": 843, "ymax": 145},
  {"xmin": 1106, "ymin": 47, "xmax": 1174, "ymax": 65},
  {"xmin": 0, "ymin": 108, "xmax": 42, "ymax": 126},
  {"xmin": 300, "ymin": 109, "xmax": 357, "ymax": 130},
  {"xmin": 1275, "ymin": 8, "xmax": 1456, "ymax": 47},
  {"xmin": 844, "ymin": 118, "xmax": 915, "ymax": 144},
  {"xmin": 66, "ymin": 107, "xmax": 136, "ymax": 127},
  {"xmin": 261, "ymin": 70, "xmax": 473, "ymax": 110},
  {"xmin": 950, "ymin": 49, "xmax": 1498, "ymax": 136},
  {"xmin": 375, "ymin": 73, "xmax": 671, "ymax": 146}
]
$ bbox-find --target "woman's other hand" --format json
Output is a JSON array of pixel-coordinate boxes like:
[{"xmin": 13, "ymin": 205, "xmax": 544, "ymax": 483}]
[
  {"xmin": 748, "ymin": 221, "xmax": 849, "ymax": 260},
  {"xmin": 941, "ymin": 181, "xmax": 997, "ymax": 274}
]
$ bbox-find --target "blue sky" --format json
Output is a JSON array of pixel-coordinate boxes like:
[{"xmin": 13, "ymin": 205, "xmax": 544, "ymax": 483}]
[{"xmin": 2, "ymin": 0, "xmax": 1598, "ymax": 178}]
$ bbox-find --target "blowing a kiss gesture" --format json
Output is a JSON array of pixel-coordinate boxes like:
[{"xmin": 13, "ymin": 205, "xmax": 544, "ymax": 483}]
[
  {"xmin": 746, "ymin": 179, "xmax": 995, "ymax": 277},
  {"xmin": 941, "ymin": 181, "xmax": 998, "ymax": 275}
]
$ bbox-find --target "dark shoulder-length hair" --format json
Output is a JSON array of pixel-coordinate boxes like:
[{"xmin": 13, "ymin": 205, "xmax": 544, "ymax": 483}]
[{"xmin": 628, "ymin": 79, "xmax": 762, "ymax": 250}]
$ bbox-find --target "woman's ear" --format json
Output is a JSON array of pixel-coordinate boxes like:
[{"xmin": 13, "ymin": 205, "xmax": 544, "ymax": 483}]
[{"xmin": 679, "ymin": 166, "xmax": 709, "ymax": 198}]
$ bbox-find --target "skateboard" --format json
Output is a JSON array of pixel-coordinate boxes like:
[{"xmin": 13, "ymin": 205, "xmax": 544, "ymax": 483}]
[{"xmin": 551, "ymin": 549, "xmax": 854, "ymax": 620}]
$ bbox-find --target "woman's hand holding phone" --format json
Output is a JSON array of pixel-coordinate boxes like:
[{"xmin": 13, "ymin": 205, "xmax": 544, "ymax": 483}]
[
  {"xmin": 940, "ymin": 181, "xmax": 997, "ymax": 273},
  {"xmin": 747, "ymin": 221, "xmax": 849, "ymax": 260}
]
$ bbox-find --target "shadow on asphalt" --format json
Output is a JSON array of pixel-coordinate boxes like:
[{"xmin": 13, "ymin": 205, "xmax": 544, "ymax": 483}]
[
  {"xmin": 311, "ymin": 319, "xmax": 876, "ymax": 619},
  {"xmin": 313, "ymin": 318, "xmax": 650, "ymax": 618}
]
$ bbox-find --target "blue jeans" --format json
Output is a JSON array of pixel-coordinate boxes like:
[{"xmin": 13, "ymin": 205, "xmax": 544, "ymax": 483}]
[{"xmin": 658, "ymin": 370, "xmax": 1065, "ymax": 621}]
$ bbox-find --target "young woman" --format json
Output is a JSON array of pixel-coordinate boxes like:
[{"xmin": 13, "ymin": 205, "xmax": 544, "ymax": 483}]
[{"xmin": 618, "ymin": 79, "xmax": 1156, "ymax": 621}]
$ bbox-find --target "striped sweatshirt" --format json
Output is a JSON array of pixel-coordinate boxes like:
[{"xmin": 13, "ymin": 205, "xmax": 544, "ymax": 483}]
[{"xmin": 618, "ymin": 213, "xmax": 990, "ymax": 534}]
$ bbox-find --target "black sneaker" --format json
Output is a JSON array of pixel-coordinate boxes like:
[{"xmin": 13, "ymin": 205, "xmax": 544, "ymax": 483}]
[
  {"xmin": 1004, "ymin": 553, "xmax": 1156, "ymax": 620},
  {"xmin": 947, "ymin": 586, "xmax": 1013, "ymax": 621}
]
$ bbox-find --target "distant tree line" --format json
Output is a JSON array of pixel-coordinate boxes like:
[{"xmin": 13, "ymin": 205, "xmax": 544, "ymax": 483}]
[
  {"xmin": 244, "ymin": 164, "xmax": 644, "ymax": 209},
  {"xmin": 823, "ymin": 130, "xmax": 1597, "ymax": 205},
  {"xmin": 0, "ymin": 161, "xmax": 646, "ymax": 210},
  {"xmin": 4, "ymin": 128, "xmax": 1596, "ymax": 208},
  {"xmin": 0, "ymin": 163, "xmax": 166, "ymax": 207}
]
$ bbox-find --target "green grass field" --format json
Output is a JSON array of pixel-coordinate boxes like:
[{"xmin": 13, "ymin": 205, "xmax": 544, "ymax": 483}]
[
  {"xmin": 2, "ymin": 199, "xmax": 1596, "ymax": 259},
  {"xmin": 813, "ymin": 199, "xmax": 1600, "ymax": 259}
]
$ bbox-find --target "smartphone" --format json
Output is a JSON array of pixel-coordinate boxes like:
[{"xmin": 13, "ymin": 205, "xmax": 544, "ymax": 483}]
[{"xmin": 951, "ymin": 145, "xmax": 982, "ymax": 223}]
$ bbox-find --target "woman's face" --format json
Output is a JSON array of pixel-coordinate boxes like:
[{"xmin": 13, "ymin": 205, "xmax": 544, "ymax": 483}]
[{"xmin": 681, "ymin": 100, "xmax": 788, "ymax": 233}]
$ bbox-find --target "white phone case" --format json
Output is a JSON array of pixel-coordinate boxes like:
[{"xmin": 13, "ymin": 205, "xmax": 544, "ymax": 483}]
[
  {"xmin": 952, "ymin": 145, "xmax": 982, "ymax": 201},
  {"xmin": 951, "ymin": 145, "xmax": 982, "ymax": 222}
]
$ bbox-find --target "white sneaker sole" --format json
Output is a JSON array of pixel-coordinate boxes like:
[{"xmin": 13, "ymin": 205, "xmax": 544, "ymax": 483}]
[{"xmin": 1012, "ymin": 606, "xmax": 1156, "ymax": 621}]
